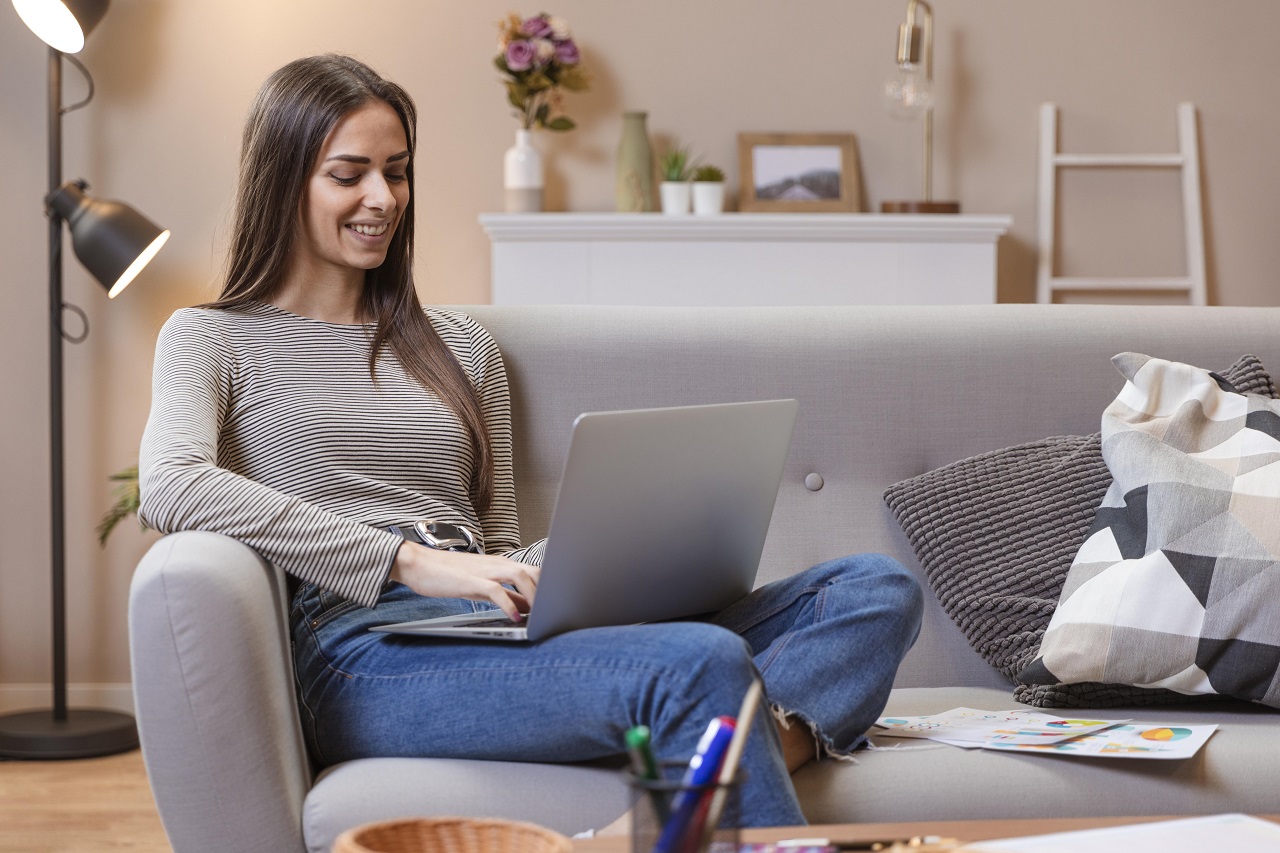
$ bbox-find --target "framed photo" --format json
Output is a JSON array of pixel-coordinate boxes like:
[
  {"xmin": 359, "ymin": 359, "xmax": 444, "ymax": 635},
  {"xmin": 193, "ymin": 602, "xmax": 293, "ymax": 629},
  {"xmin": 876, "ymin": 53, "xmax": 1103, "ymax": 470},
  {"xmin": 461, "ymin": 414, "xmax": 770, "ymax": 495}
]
[{"xmin": 737, "ymin": 133, "xmax": 861, "ymax": 213}]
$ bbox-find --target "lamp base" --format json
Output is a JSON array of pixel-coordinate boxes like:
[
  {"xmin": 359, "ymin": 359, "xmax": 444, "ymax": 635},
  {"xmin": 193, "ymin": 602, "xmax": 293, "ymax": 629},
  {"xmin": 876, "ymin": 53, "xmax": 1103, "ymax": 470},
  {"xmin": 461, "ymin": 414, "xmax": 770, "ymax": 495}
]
[
  {"xmin": 881, "ymin": 200, "xmax": 961, "ymax": 214},
  {"xmin": 0, "ymin": 708, "xmax": 138, "ymax": 760}
]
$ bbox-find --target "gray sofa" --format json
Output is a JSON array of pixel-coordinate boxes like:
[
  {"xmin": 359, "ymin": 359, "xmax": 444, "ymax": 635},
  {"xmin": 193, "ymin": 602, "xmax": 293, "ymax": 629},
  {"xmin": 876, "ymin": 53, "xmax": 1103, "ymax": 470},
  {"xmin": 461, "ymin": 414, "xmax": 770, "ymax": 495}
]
[{"xmin": 129, "ymin": 304, "xmax": 1280, "ymax": 853}]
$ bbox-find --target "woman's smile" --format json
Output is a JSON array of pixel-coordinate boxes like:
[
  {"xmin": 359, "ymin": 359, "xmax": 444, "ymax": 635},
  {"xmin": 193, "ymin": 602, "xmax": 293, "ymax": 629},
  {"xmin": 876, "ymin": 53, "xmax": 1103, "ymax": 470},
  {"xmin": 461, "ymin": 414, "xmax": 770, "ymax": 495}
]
[
  {"xmin": 346, "ymin": 221, "xmax": 392, "ymax": 240},
  {"xmin": 288, "ymin": 99, "xmax": 411, "ymax": 289}
]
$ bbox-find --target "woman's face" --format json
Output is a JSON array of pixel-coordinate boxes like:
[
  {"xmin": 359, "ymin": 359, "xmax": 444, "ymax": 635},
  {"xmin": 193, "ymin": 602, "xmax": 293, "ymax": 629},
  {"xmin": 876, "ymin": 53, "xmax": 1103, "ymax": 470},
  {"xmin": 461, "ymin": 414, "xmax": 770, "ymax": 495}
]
[{"xmin": 296, "ymin": 100, "xmax": 411, "ymax": 283}]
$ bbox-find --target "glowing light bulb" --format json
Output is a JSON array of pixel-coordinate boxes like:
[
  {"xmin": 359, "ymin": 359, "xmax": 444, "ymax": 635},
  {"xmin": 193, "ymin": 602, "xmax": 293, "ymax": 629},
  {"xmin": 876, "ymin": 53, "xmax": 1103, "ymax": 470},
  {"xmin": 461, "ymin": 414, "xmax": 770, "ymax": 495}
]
[{"xmin": 884, "ymin": 63, "xmax": 933, "ymax": 119}]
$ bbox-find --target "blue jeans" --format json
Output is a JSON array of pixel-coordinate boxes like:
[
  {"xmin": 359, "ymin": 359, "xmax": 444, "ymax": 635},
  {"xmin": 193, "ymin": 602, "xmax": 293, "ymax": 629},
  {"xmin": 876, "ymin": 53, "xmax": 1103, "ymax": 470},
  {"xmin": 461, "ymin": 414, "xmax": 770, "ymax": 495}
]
[{"xmin": 290, "ymin": 553, "xmax": 922, "ymax": 827}]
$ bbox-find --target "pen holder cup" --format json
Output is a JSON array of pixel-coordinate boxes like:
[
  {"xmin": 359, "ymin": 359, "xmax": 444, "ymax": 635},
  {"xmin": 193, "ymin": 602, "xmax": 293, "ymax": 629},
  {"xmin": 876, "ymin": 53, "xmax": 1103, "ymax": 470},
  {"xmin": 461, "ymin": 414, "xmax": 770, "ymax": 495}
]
[{"xmin": 626, "ymin": 761, "xmax": 743, "ymax": 853}]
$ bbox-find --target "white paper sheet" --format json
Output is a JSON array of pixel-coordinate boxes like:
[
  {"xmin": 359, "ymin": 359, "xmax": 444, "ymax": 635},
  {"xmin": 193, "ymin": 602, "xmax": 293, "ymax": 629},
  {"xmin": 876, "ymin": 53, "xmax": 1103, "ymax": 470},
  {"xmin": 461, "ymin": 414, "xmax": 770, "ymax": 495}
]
[{"xmin": 961, "ymin": 813, "xmax": 1280, "ymax": 852}]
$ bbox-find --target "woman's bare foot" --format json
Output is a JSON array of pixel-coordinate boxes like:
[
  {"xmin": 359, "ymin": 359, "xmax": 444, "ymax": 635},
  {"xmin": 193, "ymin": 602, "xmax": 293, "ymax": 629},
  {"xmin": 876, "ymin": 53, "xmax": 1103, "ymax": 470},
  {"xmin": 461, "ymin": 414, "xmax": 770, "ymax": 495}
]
[{"xmin": 777, "ymin": 717, "xmax": 816, "ymax": 773}]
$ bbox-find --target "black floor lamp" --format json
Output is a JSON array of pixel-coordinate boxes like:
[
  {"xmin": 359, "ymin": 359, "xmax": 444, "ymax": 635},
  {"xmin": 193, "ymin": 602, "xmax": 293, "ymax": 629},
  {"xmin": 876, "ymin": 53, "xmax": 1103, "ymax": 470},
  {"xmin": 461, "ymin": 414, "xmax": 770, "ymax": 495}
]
[{"xmin": 0, "ymin": 0, "xmax": 169, "ymax": 760}]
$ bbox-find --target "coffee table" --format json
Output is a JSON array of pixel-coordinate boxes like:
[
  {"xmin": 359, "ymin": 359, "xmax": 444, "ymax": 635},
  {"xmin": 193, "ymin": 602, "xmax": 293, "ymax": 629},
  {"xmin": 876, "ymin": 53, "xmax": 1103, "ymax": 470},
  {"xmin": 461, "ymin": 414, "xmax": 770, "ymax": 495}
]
[{"xmin": 570, "ymin": 815, "xmax": 1280, "ymax": 851}]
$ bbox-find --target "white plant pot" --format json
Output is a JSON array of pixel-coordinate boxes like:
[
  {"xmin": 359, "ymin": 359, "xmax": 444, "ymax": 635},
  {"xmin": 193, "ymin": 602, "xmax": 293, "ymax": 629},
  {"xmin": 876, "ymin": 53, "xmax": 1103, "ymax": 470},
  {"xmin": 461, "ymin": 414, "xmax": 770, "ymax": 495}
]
[
  {"xmin": 659, "ymin": 181, "xmax": 691, "ymax": 215},
  {"xmin": 692, "ymin": 182, "xmax": 725, "ymax": 215},
  {"xmin": 504, "ymin": 128, "xmax": 544, "ymax": 213}
]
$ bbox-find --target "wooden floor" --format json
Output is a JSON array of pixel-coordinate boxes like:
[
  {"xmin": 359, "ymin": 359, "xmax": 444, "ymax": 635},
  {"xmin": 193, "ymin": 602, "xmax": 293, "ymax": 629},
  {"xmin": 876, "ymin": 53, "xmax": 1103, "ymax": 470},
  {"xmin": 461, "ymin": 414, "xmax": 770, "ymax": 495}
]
[{"xmin": 0, "ymin": 749, "xmax": 171, "ymax": 852}]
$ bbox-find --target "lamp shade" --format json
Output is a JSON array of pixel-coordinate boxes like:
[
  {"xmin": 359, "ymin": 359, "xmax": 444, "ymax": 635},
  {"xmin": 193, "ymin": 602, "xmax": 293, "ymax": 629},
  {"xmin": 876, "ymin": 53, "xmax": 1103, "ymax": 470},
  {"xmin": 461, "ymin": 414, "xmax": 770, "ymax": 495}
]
[
  {"xmin": 47, "ymin": 181, "xmax": 169, "ymax": 297},
  {"xmin": 10, "ymin": 0, "xmax": 110, "ymax": 53}
]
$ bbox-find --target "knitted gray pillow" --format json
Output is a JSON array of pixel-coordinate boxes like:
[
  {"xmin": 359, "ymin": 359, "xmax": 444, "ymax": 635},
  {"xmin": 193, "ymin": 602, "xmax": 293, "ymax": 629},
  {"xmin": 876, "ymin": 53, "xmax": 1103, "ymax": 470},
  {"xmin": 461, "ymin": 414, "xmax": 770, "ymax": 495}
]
[{"xmin": 883, "ymin": 354, "xmax": 1277, "ymax": 709}]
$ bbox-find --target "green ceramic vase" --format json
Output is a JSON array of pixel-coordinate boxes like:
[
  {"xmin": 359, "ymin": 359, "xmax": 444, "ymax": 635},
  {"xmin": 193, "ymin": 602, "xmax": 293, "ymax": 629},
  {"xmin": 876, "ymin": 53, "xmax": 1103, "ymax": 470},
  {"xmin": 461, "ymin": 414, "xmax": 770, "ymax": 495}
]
[{"xmin": 615, "ymin": 111, "xmax": 654, "ymax": 212}]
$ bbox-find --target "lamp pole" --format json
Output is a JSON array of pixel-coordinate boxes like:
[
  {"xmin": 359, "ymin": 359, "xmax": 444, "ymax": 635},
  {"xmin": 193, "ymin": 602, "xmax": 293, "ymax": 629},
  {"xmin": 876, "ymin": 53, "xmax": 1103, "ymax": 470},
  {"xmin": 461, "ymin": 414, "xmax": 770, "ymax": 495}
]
[
  {"xmin": 0, "ymin": 45, "xmax": 139, "ymax": 760},
  {"xmin": 908, "ymin": 0, "xmax": 934, "ymax": 203},
  {"xmin": 48, "ymin": 45, "xmax": 69, "ymax": 725}
]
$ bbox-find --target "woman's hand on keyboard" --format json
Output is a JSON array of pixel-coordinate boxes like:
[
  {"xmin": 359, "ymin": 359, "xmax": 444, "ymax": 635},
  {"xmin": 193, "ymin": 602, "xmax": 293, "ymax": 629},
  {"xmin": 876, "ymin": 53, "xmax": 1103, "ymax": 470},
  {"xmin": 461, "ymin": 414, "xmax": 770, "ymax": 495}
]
[{"xmin": 388, "ymin": 543, "xmax": 539, "ymax": 622}]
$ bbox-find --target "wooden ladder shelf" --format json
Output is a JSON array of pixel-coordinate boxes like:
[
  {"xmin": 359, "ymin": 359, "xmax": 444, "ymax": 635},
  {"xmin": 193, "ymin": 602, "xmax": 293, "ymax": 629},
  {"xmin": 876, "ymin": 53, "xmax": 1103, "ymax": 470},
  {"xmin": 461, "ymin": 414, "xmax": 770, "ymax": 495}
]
[{"xmin": 1036, "ymin": 102, "xmax": 1207, "ymax": 305}]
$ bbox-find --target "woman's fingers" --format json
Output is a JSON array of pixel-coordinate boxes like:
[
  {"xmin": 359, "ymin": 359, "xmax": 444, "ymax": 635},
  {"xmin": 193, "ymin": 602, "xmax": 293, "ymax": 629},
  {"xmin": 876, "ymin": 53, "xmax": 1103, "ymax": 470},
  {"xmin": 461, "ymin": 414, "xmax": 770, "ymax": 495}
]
[
  {"xmin": 485, "ymin": 564, "xmax": 536, "ymax": 621},
  {"xmin": 501, "ymin": 561, "xmax": 540, "ymax": 606},
  {"xmin": 390, "ymin": 543, "xmax": 540, "ymax": 622}
]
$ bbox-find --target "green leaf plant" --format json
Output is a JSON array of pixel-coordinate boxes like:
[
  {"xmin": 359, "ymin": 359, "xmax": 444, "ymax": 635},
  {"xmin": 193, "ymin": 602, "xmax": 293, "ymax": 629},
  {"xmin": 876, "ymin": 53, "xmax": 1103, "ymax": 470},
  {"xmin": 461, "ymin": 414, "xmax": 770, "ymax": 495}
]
[
  {"xmin": 659, "ymin": 146, "xmax": 696, "ymax": 182},
  {"xmin": 693, "ymin": 164, "xmax": 725, "ymax": 182},
  {"xmin": 97, "ymin": 464, "xmax": 149, "ymax": 546}
]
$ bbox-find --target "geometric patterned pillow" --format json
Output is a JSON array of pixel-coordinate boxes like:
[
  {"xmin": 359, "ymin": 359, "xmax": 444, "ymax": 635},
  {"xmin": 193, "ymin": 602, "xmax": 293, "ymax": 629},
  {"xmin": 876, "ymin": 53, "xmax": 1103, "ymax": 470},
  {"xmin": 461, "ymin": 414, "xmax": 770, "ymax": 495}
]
[
  {"xmin": 884, "ymin": 355, "xmax": 1277, "ymax": 709},
  {"xmin": 1017, "ymin": 352, "xmax": 1280, "ymax": 708}
]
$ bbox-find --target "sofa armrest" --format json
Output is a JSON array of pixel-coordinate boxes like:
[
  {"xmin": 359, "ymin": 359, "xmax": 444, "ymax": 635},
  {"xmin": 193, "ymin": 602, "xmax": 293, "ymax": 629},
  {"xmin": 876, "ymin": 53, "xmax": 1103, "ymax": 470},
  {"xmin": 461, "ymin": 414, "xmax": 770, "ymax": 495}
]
[{"xmin": 128, "ymin": 531, "xmax": 310, "ymax": 853}]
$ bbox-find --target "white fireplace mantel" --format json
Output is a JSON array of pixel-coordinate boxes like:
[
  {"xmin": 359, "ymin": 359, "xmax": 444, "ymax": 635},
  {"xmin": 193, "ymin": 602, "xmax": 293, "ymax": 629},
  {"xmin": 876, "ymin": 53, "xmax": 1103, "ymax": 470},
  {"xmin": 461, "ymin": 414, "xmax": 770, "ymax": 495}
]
[{"xmin": 479, "ymin": 212, "xmax": 1012, "ymax": 306}]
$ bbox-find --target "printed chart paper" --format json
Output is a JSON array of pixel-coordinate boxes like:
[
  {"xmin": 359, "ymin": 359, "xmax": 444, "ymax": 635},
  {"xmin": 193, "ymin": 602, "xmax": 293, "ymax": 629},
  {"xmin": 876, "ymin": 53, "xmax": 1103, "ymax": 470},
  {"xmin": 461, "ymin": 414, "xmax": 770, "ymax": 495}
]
[
  {"xmin": 875, "ymin": 707, "xmax": 1124, "ymax": 745},
  {"xmin": 974, "ymin": 721, "xmax": 1217, "ymax": 759},
  {"xmin": 873, "ymin": 707, "xmax": 1216, "ymax": 759}
]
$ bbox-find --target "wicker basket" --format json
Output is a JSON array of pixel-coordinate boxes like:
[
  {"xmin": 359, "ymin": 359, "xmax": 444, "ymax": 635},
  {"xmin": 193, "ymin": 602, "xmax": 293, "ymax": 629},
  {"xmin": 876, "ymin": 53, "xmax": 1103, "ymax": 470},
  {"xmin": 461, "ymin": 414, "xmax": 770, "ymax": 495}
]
[{"xmin": 331, "ymin": 817, "xmax": 575, "ymax": 853}]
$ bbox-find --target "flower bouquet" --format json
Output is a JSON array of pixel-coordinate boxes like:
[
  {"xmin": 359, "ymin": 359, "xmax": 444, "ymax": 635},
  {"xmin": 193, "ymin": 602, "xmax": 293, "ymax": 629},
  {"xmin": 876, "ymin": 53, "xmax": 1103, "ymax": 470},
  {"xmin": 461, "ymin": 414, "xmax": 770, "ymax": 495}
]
[{"xmin": 495, "ymin": 12, "xmax": 589, "ymax": 131}]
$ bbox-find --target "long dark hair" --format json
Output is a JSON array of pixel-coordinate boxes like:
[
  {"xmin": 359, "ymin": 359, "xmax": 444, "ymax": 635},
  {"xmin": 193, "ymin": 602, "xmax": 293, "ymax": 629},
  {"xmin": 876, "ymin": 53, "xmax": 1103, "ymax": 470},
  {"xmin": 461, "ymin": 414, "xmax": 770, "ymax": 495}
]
[{"xmin": 203, "ymin": 54, "xmax": 495, "ymax": 512}]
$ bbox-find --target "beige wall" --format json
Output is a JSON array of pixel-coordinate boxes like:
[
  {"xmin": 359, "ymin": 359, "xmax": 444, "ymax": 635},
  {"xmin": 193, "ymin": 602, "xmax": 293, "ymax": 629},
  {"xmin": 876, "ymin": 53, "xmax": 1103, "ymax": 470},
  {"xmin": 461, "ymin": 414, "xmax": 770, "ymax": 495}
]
[{"xmin": 2, "ymin": 1, "xmax": 1279, "ymax": 693}]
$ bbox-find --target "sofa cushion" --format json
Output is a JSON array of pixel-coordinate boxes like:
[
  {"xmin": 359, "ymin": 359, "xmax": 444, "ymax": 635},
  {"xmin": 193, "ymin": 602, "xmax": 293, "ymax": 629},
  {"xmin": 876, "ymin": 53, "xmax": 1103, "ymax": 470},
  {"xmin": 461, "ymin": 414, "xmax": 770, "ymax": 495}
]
[
  {"xmin": 884, "ymin": 356, "xmax": 1277, "ymax": 708},
  {"xmin": 793, "ymin": 686, "xmax": 1280, "ymax": 824},
  {"xmin": 1018, "ymin": 353, "xmax": 1280, "ymax": 708}
]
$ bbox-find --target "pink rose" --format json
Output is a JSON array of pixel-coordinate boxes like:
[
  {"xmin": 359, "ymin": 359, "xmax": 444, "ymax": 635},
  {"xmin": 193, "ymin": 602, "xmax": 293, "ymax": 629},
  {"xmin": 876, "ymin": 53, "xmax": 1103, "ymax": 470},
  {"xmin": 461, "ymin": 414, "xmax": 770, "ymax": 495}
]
[
  {"xmin": 554, "ymin": 39, "xmax": 580, "ymax": 65},
  {"xmin": 505, "ymin": 39, "xmax": 536, "ymax": 72},
  {"xmin": 521, "ymin": 16, "xmax": 553, "ymax": 38}
]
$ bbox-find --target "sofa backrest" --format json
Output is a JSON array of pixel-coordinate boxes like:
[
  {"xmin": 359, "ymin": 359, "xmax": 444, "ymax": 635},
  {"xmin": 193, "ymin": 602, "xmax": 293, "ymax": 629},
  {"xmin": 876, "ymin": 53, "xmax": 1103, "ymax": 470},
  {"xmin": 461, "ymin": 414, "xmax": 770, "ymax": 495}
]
[{"xmin": 465, "ymin": 304, "xmax": 1280, "ymax": 689}]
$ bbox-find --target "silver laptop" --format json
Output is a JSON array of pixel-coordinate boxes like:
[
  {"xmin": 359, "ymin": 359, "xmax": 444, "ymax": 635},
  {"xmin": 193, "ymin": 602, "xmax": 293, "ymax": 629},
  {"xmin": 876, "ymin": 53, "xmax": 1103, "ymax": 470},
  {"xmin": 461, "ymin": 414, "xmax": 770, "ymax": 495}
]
[{"xmin": 371, "ymin": 399, "xmax": 798, "ymax": 642}]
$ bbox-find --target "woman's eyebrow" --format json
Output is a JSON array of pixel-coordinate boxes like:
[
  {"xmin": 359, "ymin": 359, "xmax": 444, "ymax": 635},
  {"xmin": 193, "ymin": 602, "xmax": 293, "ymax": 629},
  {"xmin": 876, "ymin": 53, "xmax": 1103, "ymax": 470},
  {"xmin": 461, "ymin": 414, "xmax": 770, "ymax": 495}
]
[{"xmin": 324, "ymin": 150, "xmax": 411, "ymax": 165}]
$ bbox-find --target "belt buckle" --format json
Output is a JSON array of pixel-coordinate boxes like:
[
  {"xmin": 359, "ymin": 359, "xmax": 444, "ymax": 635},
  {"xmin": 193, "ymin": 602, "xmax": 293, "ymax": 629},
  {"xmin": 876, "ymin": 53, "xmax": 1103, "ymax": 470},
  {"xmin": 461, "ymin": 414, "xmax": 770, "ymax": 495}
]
[{"xmin": 412, "ymin": 520, "xmax": 481, "ymax": 553}]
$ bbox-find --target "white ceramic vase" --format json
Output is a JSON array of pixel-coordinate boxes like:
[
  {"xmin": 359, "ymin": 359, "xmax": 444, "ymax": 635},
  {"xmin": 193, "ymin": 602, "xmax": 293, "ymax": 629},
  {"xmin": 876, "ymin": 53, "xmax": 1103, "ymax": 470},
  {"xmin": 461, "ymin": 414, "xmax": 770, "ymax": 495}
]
[
  {"xmin": 504, "ymin": 128, "xmax": 544, "ymax": 213},
  {"xmin": 659, "ymin": 181, "xmax": 691, "ymax": 215},
  {"xmin": 692, "ymin": 182, "xmax": 725, "ymax": 215}
]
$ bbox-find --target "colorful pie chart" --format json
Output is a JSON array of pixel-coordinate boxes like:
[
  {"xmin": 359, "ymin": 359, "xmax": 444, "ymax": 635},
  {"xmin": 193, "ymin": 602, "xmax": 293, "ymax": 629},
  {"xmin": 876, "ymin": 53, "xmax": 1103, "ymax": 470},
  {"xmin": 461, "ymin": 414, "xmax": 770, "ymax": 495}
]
[{"xmin": 1140, "ymin": 727, "xmax": 1193, "ymax": 742}]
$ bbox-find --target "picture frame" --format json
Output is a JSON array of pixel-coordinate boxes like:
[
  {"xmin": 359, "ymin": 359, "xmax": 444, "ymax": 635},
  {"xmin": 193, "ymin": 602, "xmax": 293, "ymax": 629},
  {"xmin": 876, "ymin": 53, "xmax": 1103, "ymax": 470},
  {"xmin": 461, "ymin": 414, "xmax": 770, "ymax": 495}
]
[{"xmin": 737, "ymin": 132, "xmax": 862, "ymax": 213}]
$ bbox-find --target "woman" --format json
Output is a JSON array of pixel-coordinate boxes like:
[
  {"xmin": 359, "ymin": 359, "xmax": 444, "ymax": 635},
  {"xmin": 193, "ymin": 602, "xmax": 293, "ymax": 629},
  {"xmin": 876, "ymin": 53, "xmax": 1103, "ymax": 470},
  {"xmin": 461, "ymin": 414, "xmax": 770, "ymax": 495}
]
[{"xmin": 138, "ymin": 54, "xmax": 923, "ymax": 829}]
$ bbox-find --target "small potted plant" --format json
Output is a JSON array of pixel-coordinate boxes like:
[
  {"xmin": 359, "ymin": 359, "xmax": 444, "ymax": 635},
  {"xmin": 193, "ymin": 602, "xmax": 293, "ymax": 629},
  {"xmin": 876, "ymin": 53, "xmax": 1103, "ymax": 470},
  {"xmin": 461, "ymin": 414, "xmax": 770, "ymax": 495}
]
[
  {"xmin": 658, "ymin": 146, "xmax": 695, "ymax": 215},
  {"xmin": 691, "ymin": 164, "xmax": 726, "ymax": 215}
]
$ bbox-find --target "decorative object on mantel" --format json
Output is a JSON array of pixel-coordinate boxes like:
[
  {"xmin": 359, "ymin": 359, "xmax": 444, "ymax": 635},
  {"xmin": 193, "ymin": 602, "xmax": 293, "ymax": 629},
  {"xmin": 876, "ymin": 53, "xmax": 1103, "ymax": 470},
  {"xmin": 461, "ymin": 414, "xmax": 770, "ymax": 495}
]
[
  {"xmin": 494, "ymin": 11, "xmax": 589, "ymax": 212},
  {"xmin": 881, "ymin": 0, "xmax": 960, "ymax": 214},
  {"xmin": 658, "ymin": 145, "xmax": 695, "ymax": 214},
  {"xmin": 691, "ymin": 164, "xmax": 726, "ymax": 215},
  {"xmin": 737, "ymin": 133, "xmax": 861, "ymax": 212},
  {"xmin": 503, "ymin": 129, "xmax": 543, "ymax": 213},
  {"xmin": 615, "ymin": 111, "xmax": 655, "ymax": 212}
]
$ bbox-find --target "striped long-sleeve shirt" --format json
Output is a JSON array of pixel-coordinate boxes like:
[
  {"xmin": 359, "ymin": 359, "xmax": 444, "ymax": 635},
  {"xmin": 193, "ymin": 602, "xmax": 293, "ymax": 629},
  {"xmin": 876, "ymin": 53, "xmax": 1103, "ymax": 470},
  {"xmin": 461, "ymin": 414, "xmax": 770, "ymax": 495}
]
[{"xmin": 138, "ymin": 301, "xmax": 543, "ymax": 608}]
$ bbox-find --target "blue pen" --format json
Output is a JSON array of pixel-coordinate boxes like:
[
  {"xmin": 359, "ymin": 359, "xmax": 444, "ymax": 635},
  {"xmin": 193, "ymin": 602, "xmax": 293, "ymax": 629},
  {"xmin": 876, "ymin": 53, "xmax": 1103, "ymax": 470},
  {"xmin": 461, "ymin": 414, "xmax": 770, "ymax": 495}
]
[{"xmin": 652, "ymin": 715, "xmax": 737, "ymax": 853}]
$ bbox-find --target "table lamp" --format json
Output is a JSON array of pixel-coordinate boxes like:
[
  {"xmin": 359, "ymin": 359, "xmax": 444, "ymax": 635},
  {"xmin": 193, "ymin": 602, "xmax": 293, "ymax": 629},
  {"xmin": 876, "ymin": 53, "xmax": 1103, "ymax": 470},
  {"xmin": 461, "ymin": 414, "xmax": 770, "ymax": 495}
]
[{"xmin": 881, "ymin": 0, "xmax": 960, "ymax": 214}]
